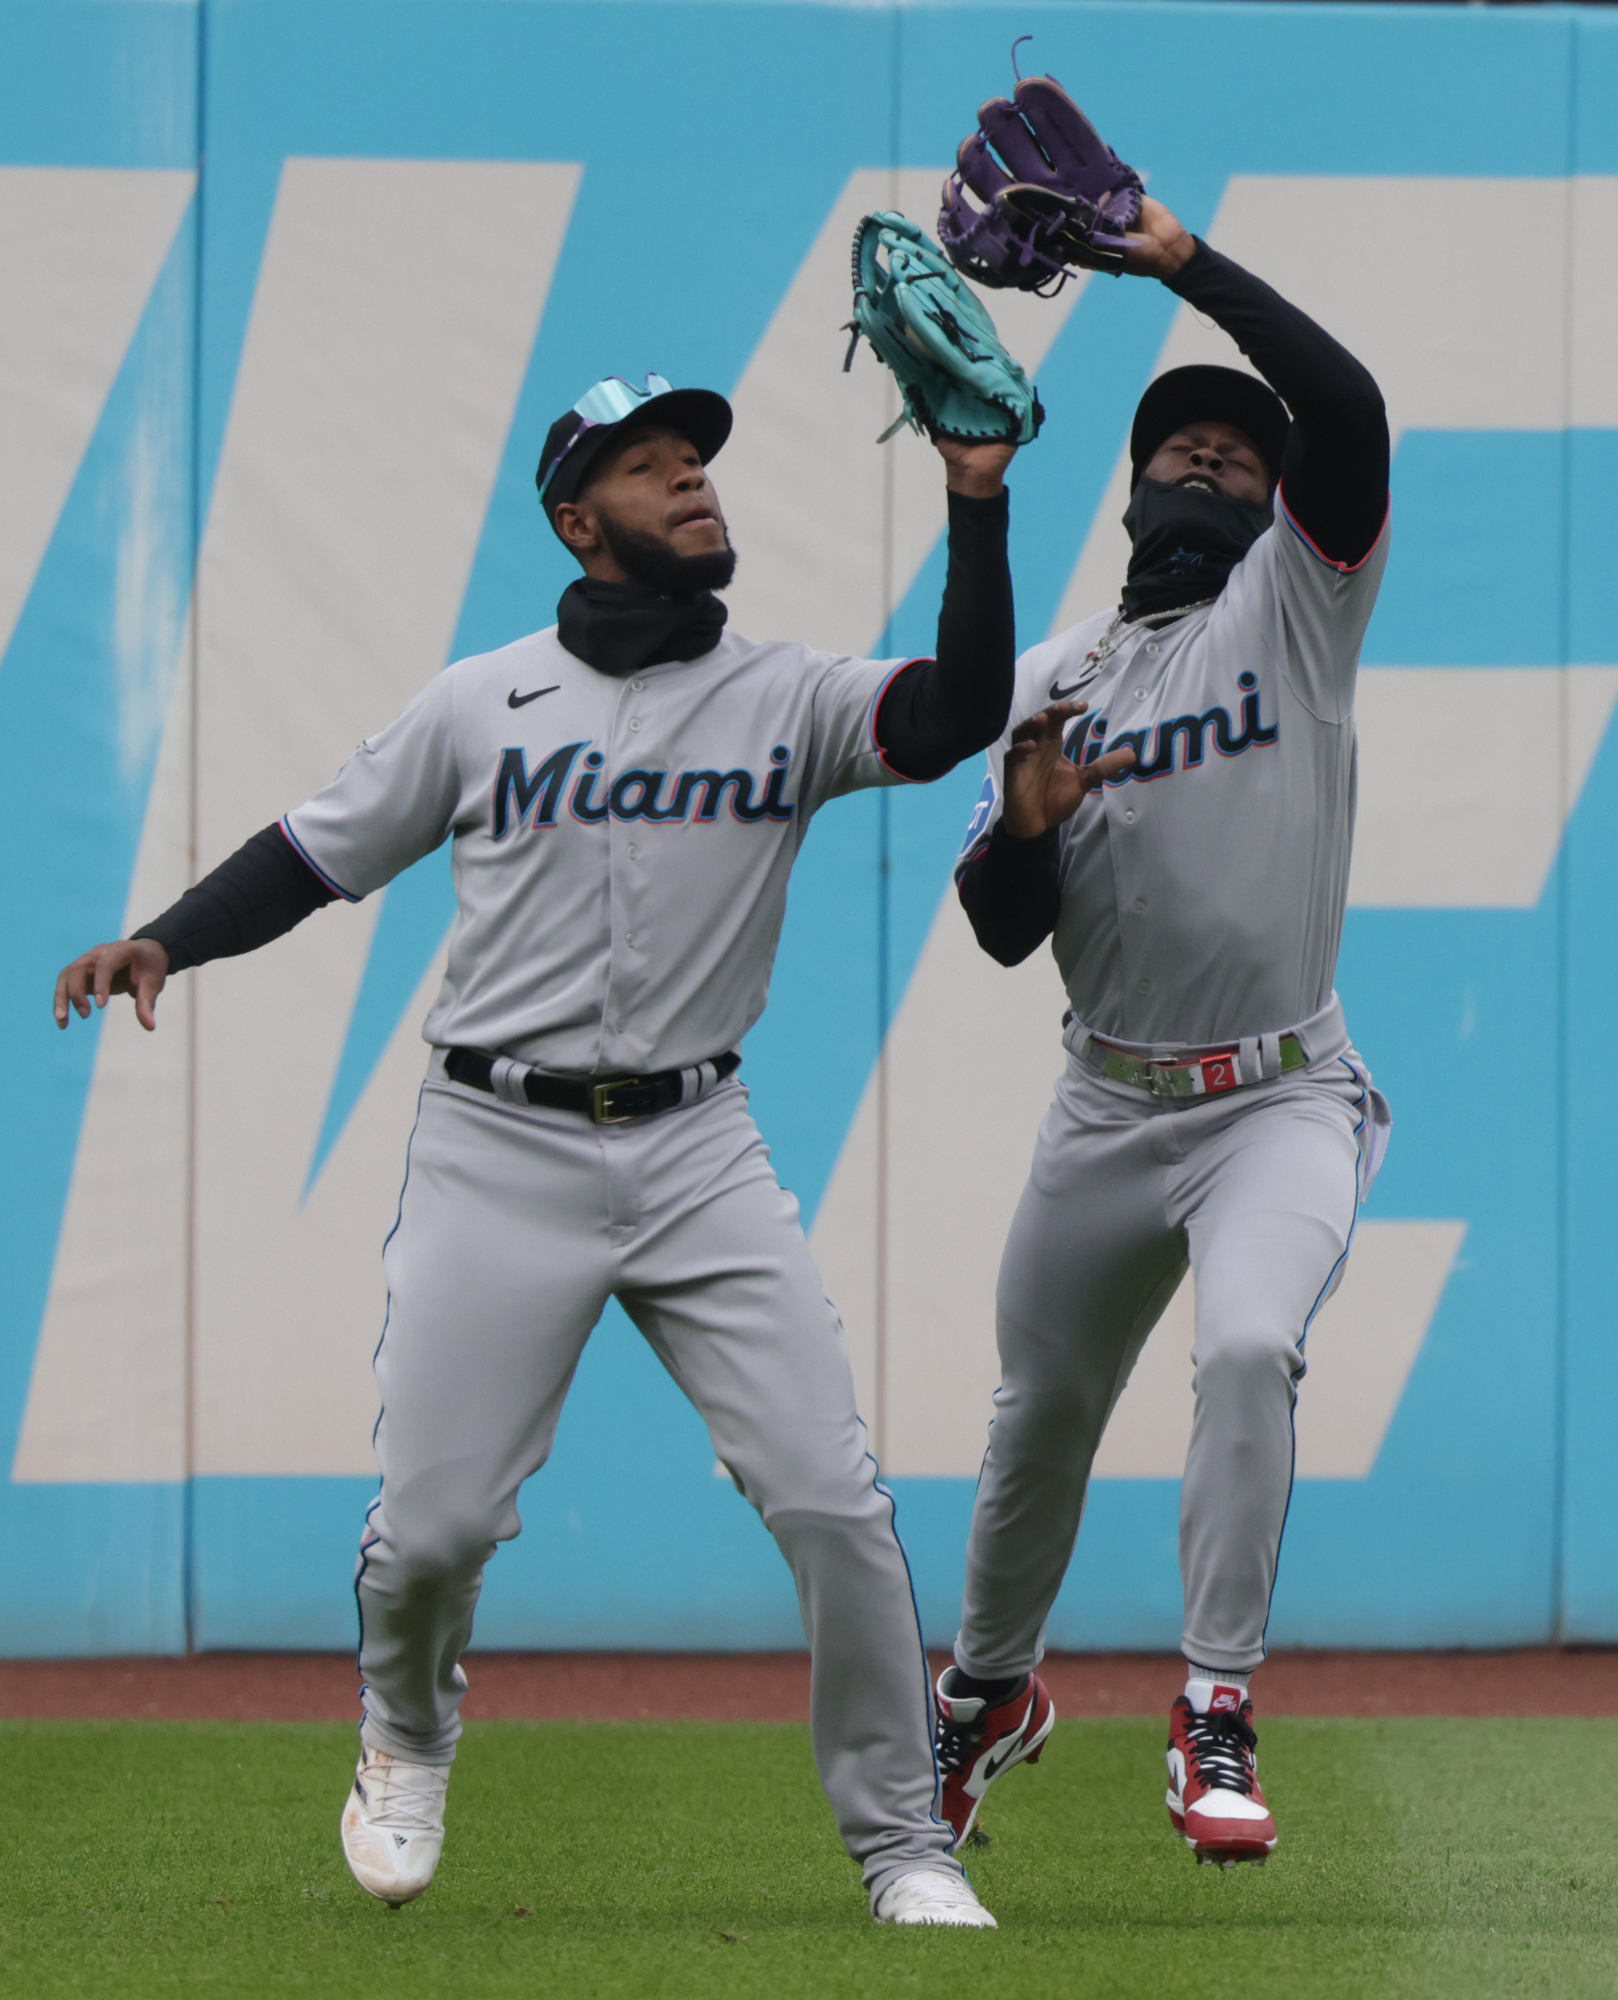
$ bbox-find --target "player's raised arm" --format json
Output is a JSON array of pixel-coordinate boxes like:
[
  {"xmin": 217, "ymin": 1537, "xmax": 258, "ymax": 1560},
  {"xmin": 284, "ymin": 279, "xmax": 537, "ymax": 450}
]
[
  {"xmin": 870, "ymin": 437, "xmax": 1016, "ymax": 783},
  {"xmin": 1119, "ymin": 198, "xmax": 1389, "ymax": 572},
  {"xmin": 843, "ymin": 213, "xmax": 1042, "ymax": 782},
  {"xmin": 936, "ymin": 73, "xmax": 1388, "ymax": 573}
]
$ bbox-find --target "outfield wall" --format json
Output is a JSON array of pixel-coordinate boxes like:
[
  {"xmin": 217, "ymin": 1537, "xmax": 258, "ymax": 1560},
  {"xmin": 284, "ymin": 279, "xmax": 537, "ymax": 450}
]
[{"xmin": 3, "ymin": 0, "xmax": 1616, "ymax": 1655}]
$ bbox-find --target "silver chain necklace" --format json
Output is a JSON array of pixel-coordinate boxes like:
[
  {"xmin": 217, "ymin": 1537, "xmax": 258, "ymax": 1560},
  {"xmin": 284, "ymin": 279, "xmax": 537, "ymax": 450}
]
[{"xmin": 1068, "ymin": 596, "xmax": 1219, "ymax": 694}]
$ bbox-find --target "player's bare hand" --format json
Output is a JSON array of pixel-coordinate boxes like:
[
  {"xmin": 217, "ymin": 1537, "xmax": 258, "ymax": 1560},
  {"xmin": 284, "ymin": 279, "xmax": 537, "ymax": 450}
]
[
  {"xmin": 935, "ymin": 435, "xmax": 1017, "ymax": 497},
  {"xmin": 1001, "ymin": 701, "xmax": 1136, "ymax": 839},
  {"xmin": 1115, "ymin": 196, "xmax": 1197, "ymax": 281},
  {"xmin": 53, "ymin": 938, "xmax": 170, "ymax": 1033}
]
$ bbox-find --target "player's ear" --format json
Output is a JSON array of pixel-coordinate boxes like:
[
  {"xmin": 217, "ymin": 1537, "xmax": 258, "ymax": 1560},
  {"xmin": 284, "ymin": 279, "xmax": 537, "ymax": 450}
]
[{"xmin": 552, "ymin": 501, "xmax": 599, "ymax": 558}]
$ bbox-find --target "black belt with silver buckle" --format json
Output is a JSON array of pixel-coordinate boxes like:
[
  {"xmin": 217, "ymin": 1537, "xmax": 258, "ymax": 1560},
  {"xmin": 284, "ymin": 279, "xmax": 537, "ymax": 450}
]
[{"xmin": 444, "ymin": 1046, "xmax": 740, "ymax": 1125}]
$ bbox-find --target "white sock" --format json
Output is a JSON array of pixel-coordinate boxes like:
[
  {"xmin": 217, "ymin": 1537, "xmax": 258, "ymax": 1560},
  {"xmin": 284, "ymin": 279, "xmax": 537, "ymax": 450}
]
[{"xmin": 1184, "ymin": 1671, "xmax": 1250, "ymax": 1715}]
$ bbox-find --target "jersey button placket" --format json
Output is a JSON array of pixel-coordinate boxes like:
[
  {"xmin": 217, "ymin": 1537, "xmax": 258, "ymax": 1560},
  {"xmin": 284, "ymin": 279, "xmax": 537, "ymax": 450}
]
[
  {"xmin": 603, "ymin": 682, "xmax": 649, "ymax": 1067},
  {"xmin": 1109, "ymin": 777, "xmax": 1147, "ymax": 1009}
]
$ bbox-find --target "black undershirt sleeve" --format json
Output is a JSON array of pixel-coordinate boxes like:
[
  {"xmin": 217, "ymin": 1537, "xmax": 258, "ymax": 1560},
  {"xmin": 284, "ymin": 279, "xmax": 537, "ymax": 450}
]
[
  {"xmin": 956, "ymin": 822, "xmax": 1061, "ymax": 966},
  {"xmin": 873, "ymin": 487, "xmax": 1015, "ymax": 782},
  {"xmin": 132, "ymin": 824, "xmax": 337, "ymax": 971},
  {"xmin": 1165, "ymin": 242, "xmax": 1389, "ymax": 568}
]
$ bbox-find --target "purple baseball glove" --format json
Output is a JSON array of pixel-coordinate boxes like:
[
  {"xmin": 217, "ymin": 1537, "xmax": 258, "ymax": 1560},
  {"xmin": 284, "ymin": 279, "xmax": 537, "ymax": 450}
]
[{"xmin": 939, "ymin": 67, "xmax": 1144, "ymax": 292}]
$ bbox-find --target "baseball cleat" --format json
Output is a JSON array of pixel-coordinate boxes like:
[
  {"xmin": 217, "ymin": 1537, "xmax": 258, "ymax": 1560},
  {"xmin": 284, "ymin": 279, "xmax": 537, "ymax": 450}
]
[
  {"xmin": 1165, "ymin": 1686, "xmax": 1277, "ymax": 1867},
  {"xmin": 340, "ymin": 1747, "xmax": 451, "ymax": 1906},
  {"xmin": 934, "ymin": 1669, "xmax": 1056, "ymax": 1844},
  {"xmin": 873, "ymin": 1868, "xmax": 998, "ymax": 1928}
]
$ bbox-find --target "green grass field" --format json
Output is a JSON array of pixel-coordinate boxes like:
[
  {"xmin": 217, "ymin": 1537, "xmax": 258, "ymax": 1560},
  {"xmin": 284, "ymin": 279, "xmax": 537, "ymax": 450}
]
[{"xmin": 0, "ymin": 1717, "xmax": 1613, "ymax": 1998}]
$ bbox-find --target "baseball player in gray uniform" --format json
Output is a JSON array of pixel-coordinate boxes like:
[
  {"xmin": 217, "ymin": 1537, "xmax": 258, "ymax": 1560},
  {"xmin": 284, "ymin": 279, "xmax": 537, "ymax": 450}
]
[
  {"xmin": 54, "ymin": 371, "xmax": 1025, "ymax": 1927},
  {"xmin": 930, "ymin": 196, "xmax": 1393, "ymax": 1866}
]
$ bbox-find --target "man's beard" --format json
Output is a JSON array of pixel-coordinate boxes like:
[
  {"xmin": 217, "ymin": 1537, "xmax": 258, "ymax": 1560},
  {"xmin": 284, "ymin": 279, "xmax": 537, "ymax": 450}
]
[{"xmin": 598, "ymin": 514, "xmax": 737, "ymax": 596}]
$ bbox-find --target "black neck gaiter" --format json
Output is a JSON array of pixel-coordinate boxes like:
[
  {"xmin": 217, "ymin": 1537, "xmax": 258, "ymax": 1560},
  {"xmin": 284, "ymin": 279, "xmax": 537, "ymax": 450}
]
[
  {"xmin": 556, "ymin": 577, "xmax": 728, "ymax": 677},
  {"xmin": 1120, "ymin": 477, "xmax": 1273, "ymax": 621}
]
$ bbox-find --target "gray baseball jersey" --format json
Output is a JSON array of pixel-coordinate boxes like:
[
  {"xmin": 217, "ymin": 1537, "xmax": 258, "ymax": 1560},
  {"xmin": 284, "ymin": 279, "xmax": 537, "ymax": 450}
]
[
  {"xmin": 283, "ymin": 626, "xmax": 913, "ymax": 1072},
  {"xmin": 954, "ymin": 505, "xmax": 1391, "ymax": 1691},
  {"xmin": 959, "ymin": 510, "xmax": 1390, "ymax": 1047}
]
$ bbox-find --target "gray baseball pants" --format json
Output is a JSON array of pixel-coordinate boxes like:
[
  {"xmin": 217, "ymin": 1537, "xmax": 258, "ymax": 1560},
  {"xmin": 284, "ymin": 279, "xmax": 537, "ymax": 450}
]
[
  {"xmin": 355, "ymin": 1069, "xmax": 958, "ymax": 1902},
  {"xmin": 956, "ymin": 1044, "xmax": 1377, "ymax": 1682}
]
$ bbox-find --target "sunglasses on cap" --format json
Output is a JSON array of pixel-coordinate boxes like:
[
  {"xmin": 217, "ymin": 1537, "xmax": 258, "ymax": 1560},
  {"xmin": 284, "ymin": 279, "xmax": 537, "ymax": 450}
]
[{"xmin": 538, "ymin": 373, "xmax": 675, "ymax": 498}]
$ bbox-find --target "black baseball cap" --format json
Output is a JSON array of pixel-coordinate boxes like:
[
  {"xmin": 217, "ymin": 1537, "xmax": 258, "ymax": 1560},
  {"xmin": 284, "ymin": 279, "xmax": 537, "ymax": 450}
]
[
  {"xmin": 536, "ymin": 372, "xmax": 733, "ymax": 535},
  {"xmin": 1130, "ymin": 365, "xmax": 1290, "ymax": 491}
]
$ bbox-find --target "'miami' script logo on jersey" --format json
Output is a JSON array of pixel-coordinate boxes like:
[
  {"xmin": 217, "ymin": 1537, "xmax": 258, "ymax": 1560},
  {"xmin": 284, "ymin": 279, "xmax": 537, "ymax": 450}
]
[
  {"xmin": 1070, "ymin": 672, "xmax": 1279, "ymax": 785},
  {"xmin": 491, "ymin": 741, "xmax": 798, "ymax": 837}
]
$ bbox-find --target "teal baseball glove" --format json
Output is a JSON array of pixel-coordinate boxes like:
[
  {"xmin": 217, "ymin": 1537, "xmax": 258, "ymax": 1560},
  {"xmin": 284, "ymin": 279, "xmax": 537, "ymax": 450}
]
[{"xmin": 844, "ymin": 211, "xmax": 1042, "ymax": 446}]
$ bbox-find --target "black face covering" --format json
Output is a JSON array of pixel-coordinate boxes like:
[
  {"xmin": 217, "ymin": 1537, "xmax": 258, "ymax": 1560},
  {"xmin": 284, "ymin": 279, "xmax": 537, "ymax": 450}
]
[
  {"xmin": 556, "ymin": 577, "xmax": 728, "ymax": 677},
  {"xmin": 1120, "ymin": 477, "xmax": 1273, "ymax": 621}
]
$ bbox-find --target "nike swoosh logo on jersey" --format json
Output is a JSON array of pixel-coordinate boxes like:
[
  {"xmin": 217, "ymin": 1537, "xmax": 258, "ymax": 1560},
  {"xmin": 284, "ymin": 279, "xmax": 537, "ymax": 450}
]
[
  {"xmin": 1049, "ymin": 676, "xmax": 1094, "ymax": 702},
  {"xmin": 507, "ymin": 685, "xmax": 560, "ymax": 708}
]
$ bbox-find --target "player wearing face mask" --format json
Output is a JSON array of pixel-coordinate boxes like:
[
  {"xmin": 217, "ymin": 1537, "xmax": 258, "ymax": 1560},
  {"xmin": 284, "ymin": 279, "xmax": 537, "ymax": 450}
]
[{"xmin": 938, "ymin": 199, "xmax": 1393, "ymax": 1869}]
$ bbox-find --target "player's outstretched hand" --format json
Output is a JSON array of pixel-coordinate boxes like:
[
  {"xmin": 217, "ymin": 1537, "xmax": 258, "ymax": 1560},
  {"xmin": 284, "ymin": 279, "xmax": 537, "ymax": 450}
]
[
  {"xmin": 1114, "ymin": 196, "xmax": 1197, "ymax": 282},
  {"xmin": 934, "ymin": 434, "xmax": 1017, "ymax": 498},
  {"xmin": 53, "ymin": 938, "xmax": 170, "ymax": 1033},
  {"xmin": 1002, "ymin": 701, "xmax": 1136, "ymax": 839}
]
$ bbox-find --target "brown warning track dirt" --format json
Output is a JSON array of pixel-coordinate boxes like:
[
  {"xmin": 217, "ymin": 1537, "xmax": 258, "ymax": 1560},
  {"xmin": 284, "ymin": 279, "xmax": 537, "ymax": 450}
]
[{"xmin": 0, "ymin": 1649, "xmax": 1612, "ymax": 1722}]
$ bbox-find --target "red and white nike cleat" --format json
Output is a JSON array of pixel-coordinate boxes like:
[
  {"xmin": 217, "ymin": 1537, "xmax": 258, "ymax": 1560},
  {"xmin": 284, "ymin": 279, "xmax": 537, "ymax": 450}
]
[
  {"xmin": 1165, "ymin": 1684, "xmax": 1277, "ymax": 1867},
  {"xmin": 934, "ymin": 1670, "xmax": 1056, "ymax": 1844}
]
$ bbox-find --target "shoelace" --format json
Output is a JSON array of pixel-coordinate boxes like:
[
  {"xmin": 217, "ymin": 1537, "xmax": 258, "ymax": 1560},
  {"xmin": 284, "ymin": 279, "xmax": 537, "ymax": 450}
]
[
  {"xmin": 362, "ymin": 1759, "xmax": 445, "ymax": 1832},
  {"xmin": 934, "ymin": 1712, "xmax": 985, "ymax": 1775},
  {"xmin": 1183, "ymin": 1710, "xmax": 1259, "ymax": 1797}
]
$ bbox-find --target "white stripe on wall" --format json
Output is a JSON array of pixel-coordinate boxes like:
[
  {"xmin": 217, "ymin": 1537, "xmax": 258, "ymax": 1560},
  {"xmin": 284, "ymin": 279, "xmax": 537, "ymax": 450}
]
[
  {"xmin": 0, "ymin": 167, "xmax": 195, "ymax": 667},
  {"xmin": 19, "ymin": 159, "xmax": 580, "ymax": 1482}
]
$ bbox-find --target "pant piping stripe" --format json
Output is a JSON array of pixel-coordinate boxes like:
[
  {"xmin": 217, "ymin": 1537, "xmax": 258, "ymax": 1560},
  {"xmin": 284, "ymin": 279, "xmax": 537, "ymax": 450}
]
[
  {"xmin": 866, "ymin": 1448, "xmax": 957, "ymax": 1855},
  {"xmin": 355, "ymin": 1084, "xmax": 428, "ymax": 1706},
  {"xmin": 1251, "ymin": 1054, "xmax": 1370, "ymax": 1664}
]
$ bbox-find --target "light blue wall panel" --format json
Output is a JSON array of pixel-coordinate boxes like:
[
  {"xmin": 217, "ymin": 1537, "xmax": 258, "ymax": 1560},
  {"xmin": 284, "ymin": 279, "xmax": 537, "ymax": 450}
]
[{"xmin": 0, "ymin": 0, "xmax": 197, "ymax": 169}]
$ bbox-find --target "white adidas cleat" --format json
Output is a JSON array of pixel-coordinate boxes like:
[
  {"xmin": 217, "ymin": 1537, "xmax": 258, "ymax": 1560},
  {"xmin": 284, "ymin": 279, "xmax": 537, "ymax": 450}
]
[
  {"xmin": 340, "ymin": 1748, "xmax": 450, "ymax": 1906},
  {"xmin": 873, "ymin": 1868, "xmax": 998, "ymax": 1928}
]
